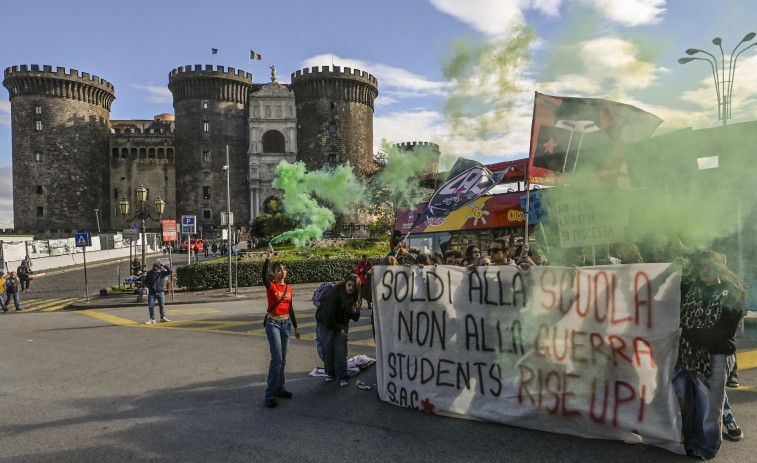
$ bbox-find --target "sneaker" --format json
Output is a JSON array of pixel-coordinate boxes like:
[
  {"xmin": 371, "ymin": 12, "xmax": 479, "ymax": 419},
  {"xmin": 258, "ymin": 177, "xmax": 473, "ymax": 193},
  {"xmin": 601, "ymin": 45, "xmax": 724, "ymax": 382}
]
[
  {"xmin": 339, "ymin": 379, "xmax": 349, "ymax": 387},
  {"xmin": 145, "ymin": 319, "xmax": 157, "ymax": 324},
  {"xmin": 726, "ymin": 421, "xmax": 744, "ymax": 440},
  {"xmin": 264, "ymin": 398, "xmax": 278, "ymax": 408},
  {"xmin": 160, "ymin": 317, "xmax": 171, "ymax": 323},
  {"xmin": 726, "ymin": 378, "xmax": 740, "ymax": 388},
  {"xmin": 324, "ymin": 376, "xmax": 336, "ymax": 383},
  {"xmin": 277, "ymin": 390, "xmax": 293, "ymax": 399}
]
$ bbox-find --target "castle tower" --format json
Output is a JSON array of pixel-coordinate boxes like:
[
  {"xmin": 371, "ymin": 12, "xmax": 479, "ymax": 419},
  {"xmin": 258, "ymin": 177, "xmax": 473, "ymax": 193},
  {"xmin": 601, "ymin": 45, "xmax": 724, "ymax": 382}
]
[
  {"xmin": 290, "ymin": 66, "xmax": 378, "ymax": 176},
  {"xmin": 168, "ymin": 65, "xmax": 253, "ymax": 228},
  {"xmin": 3, "ymin": 65, "xmax": 115, "ymax": 236},
  {"xmin": 393, "ymin": 141, "xmax": 441, "ymax": 175}
]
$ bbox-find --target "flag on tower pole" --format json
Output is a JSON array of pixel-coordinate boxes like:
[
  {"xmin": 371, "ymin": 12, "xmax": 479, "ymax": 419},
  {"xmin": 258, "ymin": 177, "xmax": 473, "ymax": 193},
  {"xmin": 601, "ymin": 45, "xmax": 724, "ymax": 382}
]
[
  {"xmin": 211, "ymin": 48, "xmax": 218, "ymax": 55},
  {"xmin": 250, "ymin": 50, "xmax": 262, "ymax": 60}
]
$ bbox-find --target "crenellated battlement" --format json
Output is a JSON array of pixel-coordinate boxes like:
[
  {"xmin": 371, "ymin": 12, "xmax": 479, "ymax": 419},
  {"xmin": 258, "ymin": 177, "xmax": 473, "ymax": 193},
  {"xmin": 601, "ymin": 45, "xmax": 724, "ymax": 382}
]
[
  {"xmin": 3, "ymin": 64, "xmax": 116, "ymax": 110},
  {"xmin": 394, "ymin": 141, "xmax": 440, "ymax": 152},
  {"xmin": 169, "ymin": 64, "xmax": 252, "ymax": 83},
  {"xmin": 168, "ymin": 64, "xmax": 253, "ymax": 105},
  {"xmin": 291, "ymin": 65, "xmax": 378, "ymax": 86},
  {"xmin": 290, "ymin": 65, "xmax": 378, "ymax": 109}
]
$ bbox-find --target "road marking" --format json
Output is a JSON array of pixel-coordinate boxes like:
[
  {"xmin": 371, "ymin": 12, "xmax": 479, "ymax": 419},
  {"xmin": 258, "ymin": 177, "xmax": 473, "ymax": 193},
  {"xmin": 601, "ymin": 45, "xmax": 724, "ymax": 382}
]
[
  {"xmin": 14, "ymin": 297, "xmax": 82, "ymax": 313},
  {"xmin": 78, "ymin": 310, "xmax": 141, "ymax": 326},
  {"xmin": 736, "ymin": 350, "xmax": 757, "ymax": 370},
  {"xmin": 166, "ymin": 307, "xmax": 221, "ymax": 315}
]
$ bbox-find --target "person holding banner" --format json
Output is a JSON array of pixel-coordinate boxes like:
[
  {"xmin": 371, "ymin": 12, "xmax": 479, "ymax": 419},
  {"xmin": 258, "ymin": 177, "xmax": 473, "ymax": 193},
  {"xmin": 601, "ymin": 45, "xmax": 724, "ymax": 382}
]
[
  {"xmin": 315, "ymin": 274, "xmax": 361, "ymax": 387},
  {"xmin": 673, "ymin": 250, "xmax": 744, "ymax": 460}
]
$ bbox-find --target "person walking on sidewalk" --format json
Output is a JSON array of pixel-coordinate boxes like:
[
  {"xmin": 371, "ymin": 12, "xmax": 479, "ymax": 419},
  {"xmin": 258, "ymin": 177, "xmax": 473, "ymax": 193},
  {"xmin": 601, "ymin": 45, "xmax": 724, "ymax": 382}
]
[
  {"xmin": 142, "ymin": 262, "xmax": 172, "ymax": 324},
  {"xmin": 4, "ymin": 271, "xmax": 21, "ymax": 311},
  {"xmin": 262, "ymin": 246, "xmax": 300, "ymax": 408},
  {"xmin": 0, "ymin": 270, "xmax": 7, "ymax": 312}
]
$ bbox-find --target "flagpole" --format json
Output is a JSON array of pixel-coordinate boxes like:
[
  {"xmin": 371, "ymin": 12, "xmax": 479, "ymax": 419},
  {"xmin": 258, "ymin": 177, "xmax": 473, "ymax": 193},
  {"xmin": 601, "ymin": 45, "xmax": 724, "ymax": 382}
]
[{"xmin": 523, "ymin": 92, "xmax": 538, "ymax": 248}]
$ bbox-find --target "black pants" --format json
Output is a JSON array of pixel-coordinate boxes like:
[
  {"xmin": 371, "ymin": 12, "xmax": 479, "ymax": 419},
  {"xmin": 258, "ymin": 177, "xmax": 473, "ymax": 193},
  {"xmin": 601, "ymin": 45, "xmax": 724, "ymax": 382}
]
[{"xmin": 19, "ymin": 275, "xmax": 30, "ymax": 290}]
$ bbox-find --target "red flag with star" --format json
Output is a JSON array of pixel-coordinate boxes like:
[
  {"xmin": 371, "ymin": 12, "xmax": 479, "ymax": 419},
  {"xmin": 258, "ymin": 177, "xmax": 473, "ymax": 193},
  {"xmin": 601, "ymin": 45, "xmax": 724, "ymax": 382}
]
[{"xmin": 527, "ymin": 92, "xmax": 663, "ymax": 186}]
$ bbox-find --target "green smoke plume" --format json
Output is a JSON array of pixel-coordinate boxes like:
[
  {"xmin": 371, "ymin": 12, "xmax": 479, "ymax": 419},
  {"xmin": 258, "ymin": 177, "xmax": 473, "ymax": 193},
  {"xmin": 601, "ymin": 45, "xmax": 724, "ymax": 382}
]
[{"xmin": 270, "ymin": 160, "xmax": 364, "ymax": 247}]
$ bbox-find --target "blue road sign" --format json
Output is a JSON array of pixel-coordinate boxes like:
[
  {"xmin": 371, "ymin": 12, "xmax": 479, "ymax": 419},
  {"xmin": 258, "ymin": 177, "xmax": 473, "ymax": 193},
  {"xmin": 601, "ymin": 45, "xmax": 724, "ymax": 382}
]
[
  {"xmin": 130, "ymin": 221, "xmax": 139, "ymax": 230},
  {"xmin": 181, "ymin": 215, "xmax": 197, "ymax": 234},
  {"xmin": 75, "ymin": 233, "xmax": 91, "ymax": 247}
]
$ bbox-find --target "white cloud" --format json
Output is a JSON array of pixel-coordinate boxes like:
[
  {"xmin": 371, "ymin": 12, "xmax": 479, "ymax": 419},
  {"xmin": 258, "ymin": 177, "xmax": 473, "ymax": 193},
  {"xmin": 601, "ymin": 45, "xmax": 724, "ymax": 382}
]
[
  {"xmin": 428, "ymin": 0, "xmax": 531, "ymax": 36},
  {"xmin": 581, "ymin": 0, "xmax": 666, "ymax": 27},
  {"xmin": 0, "ymin": 100, "xmax": 10, "ymax": 126},
  {"xmin": 0, "ymin": 165, "xmax": 13, "ymax": 229},
  {"xmin": 130, "ymin": 84, "xmax": 172, "ymax": 104}
]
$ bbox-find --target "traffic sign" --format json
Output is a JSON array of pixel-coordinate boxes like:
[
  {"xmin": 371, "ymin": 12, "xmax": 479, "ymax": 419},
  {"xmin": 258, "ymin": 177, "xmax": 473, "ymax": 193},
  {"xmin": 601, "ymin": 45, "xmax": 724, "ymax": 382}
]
[
  {"xmin": 181, "ymin": 215, "xmax": 196, "ymax": 234},
  {"xmin": 130, "ymin": 221, "xmax": 139, "ymax": 230},
  {"xmin": 75, "ymin": 233, "xmax": 91, "ymax": 247},
  {"xmin": 123, "ymin": 229, "xmax": 139, "ymax": 241}
]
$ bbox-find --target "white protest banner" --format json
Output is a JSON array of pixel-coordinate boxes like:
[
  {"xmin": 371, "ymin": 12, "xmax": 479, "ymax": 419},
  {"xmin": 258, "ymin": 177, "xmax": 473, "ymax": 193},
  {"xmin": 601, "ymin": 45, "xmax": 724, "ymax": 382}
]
[
  {"xmin": 553, "ymin": 192, "xmax": 628, "ymax": 248},
  {"xmin": 372, "ymin": 264, "xmax": 684, "ymax": 455}
]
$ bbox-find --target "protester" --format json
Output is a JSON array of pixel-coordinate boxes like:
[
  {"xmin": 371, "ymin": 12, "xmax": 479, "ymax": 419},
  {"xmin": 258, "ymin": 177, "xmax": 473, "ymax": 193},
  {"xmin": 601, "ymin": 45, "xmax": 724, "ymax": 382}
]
[
  {"xmin": 4, "ymin": 271, "xmax": 21, "ymax": 311},
  {"xmin": 142, "ymin": 262, "xmax": 172, "ymax": 324},
  {"xmin": 673, "ymin": 250, "xmax": 744, "ymax": 459},
  {"xmin": 0, "ymin": 270, "xmax": 7, "ymax": 312},
  {"xmin": 461, "ymin": 244, "xmax": 482, "ymax": 267},
  {"xmin": 617, "ymin": 243, "xmax": 644, "ymax": 264},
  {"xmin": 315, "ymin": 274, "xmax": 361, "ymax": 387},
  {"xmin": 356, "ymin": 254, "xmax": 374, "ymax": 310},
  {"xmin": 445, "ymin": 249, "xmax": 463, "ymax": 265},
  {"xmin": 262, "ymin": 246, "xmax": 300, "ymax": 408},
  {"xmin": 488, "ymin": 239, "xmax": 516, "ymax": 266}
]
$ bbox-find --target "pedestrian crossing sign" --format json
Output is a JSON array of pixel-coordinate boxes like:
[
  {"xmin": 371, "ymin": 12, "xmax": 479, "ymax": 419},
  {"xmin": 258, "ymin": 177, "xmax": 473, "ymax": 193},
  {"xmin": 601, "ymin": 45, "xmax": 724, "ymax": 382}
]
[{"xmin": 75, "ymin": 233, "xmax": 91, "ymax": 247}]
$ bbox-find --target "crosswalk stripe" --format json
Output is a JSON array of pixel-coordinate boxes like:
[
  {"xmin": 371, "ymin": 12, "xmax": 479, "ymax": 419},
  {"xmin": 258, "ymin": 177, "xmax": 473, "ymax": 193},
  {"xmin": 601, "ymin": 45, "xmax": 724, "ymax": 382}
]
[
  {"xmin": 13, "ymin": 297, "xmax": 81, "ymax": 313},
  {"xmin": 42, "ymin": 298, "xmax": 84, "ymax": 311}
]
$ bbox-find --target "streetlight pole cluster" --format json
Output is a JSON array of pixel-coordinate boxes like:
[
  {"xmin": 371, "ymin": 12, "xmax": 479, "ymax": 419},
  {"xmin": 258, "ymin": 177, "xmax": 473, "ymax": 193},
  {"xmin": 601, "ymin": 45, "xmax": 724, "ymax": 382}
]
[
  {"xmin": 117, "ymin": 185, "xmax": 165, "ymax": 299},
  {"xmin": 679, "ymin": 32, "xmax": 757, "ymax": 126}
]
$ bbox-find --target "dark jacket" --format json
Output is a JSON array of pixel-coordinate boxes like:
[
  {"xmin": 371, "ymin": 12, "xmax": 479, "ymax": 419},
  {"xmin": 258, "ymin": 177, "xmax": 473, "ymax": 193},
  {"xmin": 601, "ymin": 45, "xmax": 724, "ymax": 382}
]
[
  {"xmin": 316, "ymin": 284, "xmax": 360, "ymax": 331},
  {"xmin": 681, "ymin": 281, "xmax": 743, "ymax": 355},
  {"xmin": 5, "ymin": 276, "xmax": 19, "ymax": 294},
  {"xmin": 143, "ymin": 265, "xmax": 172, "ymax": 293}
]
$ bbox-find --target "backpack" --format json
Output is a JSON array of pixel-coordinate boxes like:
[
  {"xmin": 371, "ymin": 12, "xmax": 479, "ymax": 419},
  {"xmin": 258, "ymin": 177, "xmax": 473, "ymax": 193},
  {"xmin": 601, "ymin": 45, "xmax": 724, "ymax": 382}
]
[{"xmin": 312, "ymin": 282, "xmax": 336, "ymax": 308}]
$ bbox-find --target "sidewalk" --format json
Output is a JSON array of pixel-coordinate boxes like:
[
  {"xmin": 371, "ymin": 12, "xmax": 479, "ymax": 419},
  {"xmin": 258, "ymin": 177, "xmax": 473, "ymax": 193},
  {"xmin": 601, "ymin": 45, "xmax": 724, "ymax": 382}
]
[{"xmin": 69, "ymin": 282, "xmax": 325, "ymax": 310}]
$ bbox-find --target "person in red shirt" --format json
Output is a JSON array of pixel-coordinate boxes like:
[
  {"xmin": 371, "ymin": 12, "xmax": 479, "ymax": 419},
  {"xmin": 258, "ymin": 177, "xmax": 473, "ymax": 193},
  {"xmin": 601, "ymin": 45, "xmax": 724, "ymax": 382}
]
[
  {"xmin": 356, "ymin": 254, "xmax": 374, "ymax": 310},
  {"xmin": 262, "ymin": 246, "xmax": 300, "ymax": 408}
]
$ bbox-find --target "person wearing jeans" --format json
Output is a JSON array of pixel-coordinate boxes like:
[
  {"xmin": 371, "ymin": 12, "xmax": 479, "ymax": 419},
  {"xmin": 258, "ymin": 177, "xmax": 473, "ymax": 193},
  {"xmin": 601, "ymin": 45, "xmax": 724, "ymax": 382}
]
[
  {"xmin": 315, "ymin": 274, "xmax": 361, "ymax": 387},
  {"xmin": 4, "ymin": 271, "xmax": 21, "ymax": 311},
  {"xmin": 142, "ymin": 262, "xmax": 172, "ymax": 324},
  {"xmin": 262, "ymin": 246, "xmax": 300, "ymax": 408}
]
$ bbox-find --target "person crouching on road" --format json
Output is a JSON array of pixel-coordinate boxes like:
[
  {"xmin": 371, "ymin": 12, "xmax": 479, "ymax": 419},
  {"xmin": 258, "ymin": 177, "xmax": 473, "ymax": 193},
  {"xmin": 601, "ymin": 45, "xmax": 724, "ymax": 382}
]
[
  {"xmin": 4, "ymin": 271, "xmax": 21, "ymax": 311},
  {"xmin": 262, "ymin": 246, "xmax": 300, "ymax": 408},
  {"xmin": 316, "ymin": 274, "xmax": 361, "ymax": 387},
  {"xmin": 143, "ymin": 262, "xmax": 172, "ymax": 324}
]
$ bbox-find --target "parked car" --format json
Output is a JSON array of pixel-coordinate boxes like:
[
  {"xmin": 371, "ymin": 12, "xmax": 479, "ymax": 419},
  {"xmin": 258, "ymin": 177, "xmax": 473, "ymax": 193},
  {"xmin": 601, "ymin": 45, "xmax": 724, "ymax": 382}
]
[{"xmin": 179, "ymin": 238, "xmax": 206, "ymax": 253}]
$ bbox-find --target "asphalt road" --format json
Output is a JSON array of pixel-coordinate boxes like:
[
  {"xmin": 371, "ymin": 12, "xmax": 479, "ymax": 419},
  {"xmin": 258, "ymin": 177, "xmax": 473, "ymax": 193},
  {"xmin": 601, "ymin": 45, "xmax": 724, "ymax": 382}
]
[{"xmin": 2, "ymin": 261, "xmax": 757, "ymax": 462}]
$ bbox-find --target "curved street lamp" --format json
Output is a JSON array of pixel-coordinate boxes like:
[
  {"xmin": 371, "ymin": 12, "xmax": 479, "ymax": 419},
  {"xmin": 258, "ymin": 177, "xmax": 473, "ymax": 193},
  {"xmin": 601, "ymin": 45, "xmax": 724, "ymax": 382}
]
[
  {"xmin": 679, "ymin": 32, "xmax": 757, "ymax": 125},
  {"xmin": 118, "ymin": 185, "xmax": 165, "ymax": 301}
]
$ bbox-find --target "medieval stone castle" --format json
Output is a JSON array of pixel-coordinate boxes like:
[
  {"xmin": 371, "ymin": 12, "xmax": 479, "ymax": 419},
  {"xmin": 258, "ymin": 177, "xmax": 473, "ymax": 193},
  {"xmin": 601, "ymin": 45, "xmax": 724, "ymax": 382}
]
[{"xmin": 3, "ymin": 62, "xmax": 437, "ymax": 239}]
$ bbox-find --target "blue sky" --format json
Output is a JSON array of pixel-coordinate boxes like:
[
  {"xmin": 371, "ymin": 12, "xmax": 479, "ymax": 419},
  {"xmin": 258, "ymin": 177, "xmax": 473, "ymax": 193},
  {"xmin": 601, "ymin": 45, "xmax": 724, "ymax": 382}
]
[{"xmin": 2, "ymin": 0, "xmax": 757, "ymax": 228}]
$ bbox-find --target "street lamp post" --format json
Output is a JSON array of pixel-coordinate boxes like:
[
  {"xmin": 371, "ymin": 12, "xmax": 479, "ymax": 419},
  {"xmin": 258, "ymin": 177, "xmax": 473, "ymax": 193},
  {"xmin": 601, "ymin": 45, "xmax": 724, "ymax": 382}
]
[
  {"xmin": 679, "ymin": 32, "xmax": 757, "ymax": 126},
  {"xmin": 118, "ymin": 185, "xmax": 166, "ymax": 302}
]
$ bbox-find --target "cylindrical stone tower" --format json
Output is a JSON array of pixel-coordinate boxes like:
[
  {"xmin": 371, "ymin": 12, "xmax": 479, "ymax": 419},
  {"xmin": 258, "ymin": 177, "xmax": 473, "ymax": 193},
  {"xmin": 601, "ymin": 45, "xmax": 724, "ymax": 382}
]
[
  {"xmin": 168, "ymin": 65, "xmax": 253, "ymax": 228},
  {"xmin": 290, "ymin": 65, "xmax": 378, "ymax": 176},
  {"xmin": 3, "ymin": 65, "xmax": 115, "ymax": 237},
  {"xmin": 394, "ymin": 141, "xmax": 441, "ymax": 175}
]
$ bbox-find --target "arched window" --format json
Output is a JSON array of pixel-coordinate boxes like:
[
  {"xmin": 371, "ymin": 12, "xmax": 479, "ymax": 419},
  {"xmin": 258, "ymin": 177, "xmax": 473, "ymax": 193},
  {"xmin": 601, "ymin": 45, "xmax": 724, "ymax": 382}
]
[
  {"xmin": 148, "ymin": 147, "xmax": 156, "ymax": 158},
  {"xmin": 262, "ymin": 130, "xmax": 285, "ymax": 153},
  {"xmin": 112, "ymin": 147, "xmax": 119, "ymax": 158}
]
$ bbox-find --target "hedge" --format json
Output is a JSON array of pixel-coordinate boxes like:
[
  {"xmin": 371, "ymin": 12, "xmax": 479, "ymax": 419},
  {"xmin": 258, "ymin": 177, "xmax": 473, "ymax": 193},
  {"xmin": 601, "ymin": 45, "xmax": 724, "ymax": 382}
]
[{"xmin": 176, "ymin": 257, "xmax": 381, "ymax": 290}]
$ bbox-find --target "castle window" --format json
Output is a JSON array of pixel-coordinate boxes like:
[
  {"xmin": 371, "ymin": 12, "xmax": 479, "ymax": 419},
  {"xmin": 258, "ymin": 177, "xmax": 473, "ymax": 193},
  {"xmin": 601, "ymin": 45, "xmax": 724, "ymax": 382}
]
[
  {"xmin": 328, "ymin": 154, "xmax": 338, "ymax": 163},
  {"xmin": 202, "ymin": 101, "xmax": 208, "ymax": 109},
  {"xmin": 36, "ymin": 185, "xmax": 43, "ymax": 194},
  {"xmin": 114, "ymin": 188, "xmax": 119, "ymax": 200},
  {"xmin": 35, "ymin": 106, "xmax": 42, "ymax": 114},
  {"xmin": 36, "ymin": 207, "xmax": 43, "ymax": 217},
  {"xmin": 203, "ymin": 209, "xmax": 211, "ymax": 219},
  {"xmin": 34, "ymin": 120, "xmax": 43, "ymax": 131},
  {"xmin": 262, "ymin": 130, "xmax": 285, "ymax": 153},
  {"xmin": 203, "ymin": 186, "xmax": 211, "ymax": 200},
  {"xmin": 148, "ymin": 147, "xmax": 156, "ymax": 158},
  {"xmin": 203, "ymin": 121, "xmax": 210, "ymax": 132},
  {"xmin": 329, "ymin": 121, "xmax": 336, "ymax": 134},
  {"xmin": 35, "ymin": 152, "xmax": 43, "ymax": 162},
  {"xmin": 203, "ymin": 151, "xmax": 211, "ymax": 163},
  {"xmin": 112, "ymin": 148, "xmax": 119, "ymax": 158}
]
